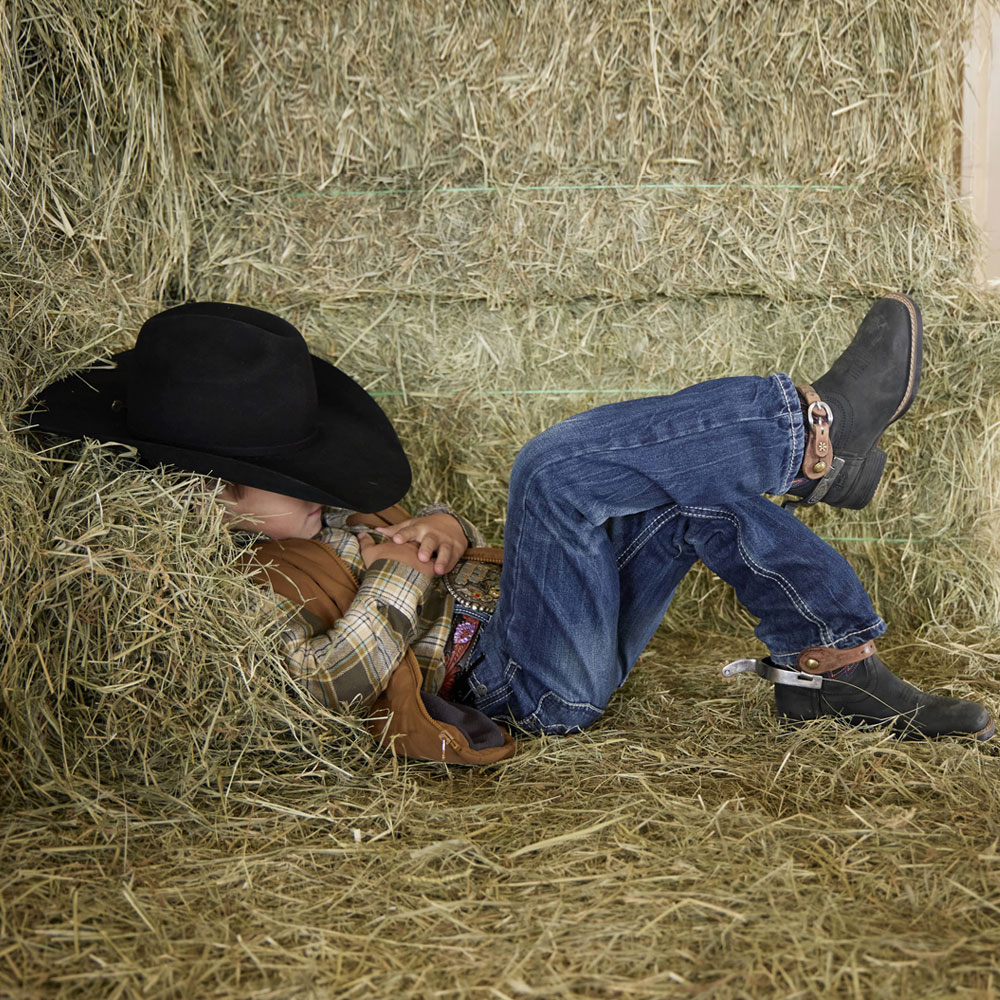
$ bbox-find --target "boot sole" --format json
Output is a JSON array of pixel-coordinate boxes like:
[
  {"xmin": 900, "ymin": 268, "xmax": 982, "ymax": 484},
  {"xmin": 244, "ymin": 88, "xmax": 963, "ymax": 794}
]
[
  {"xmin": 974, "ymin": 718, "xmax": 997, "ymax": 741},
  {"xmin": 882, "ymin": 292, "xmax": 923, "ymax": 425},
  {"xmin": 777, "ymin": 713, "xmax": 996, "ymax": 741}
]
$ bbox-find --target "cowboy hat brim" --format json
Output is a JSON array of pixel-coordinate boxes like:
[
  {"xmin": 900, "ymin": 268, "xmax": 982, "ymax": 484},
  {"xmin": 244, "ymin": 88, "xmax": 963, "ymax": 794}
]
[{"xmin": 29, "ymin": 352, "xmax": 411, "ymax": 511}]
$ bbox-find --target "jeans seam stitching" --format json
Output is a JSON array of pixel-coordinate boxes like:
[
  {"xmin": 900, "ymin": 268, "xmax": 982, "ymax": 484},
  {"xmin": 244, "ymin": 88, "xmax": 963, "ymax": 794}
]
[
  {"xmin": 774, "ymin": 373, "xmax": 800, "ymax": 492},
  {"xmin": 682, "ymin": 503, "xmax": 833, "ymax": 646},
  {"xmin": 616, "ymin": 507, "xmax": 683, "ymax": 570},
  {"xmin": 830, "ymin": 622, "xmax": 887, "ymax": 644},
  {"xmin": 528, "ymin": 692, "xmax": 603, "ymax": 732}
]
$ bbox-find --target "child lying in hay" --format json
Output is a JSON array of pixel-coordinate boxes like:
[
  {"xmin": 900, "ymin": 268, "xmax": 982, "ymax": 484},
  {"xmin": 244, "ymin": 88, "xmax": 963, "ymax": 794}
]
[{"xmin": 29, "ymin": 300, "xmax": 995, "ymax": 762}]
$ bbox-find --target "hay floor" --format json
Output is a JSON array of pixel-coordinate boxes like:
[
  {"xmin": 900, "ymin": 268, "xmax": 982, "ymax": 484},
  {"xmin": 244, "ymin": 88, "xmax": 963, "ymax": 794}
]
[{"xmin": 3, "ymin": 631, "xmax": 1000, "ymax": 1000}]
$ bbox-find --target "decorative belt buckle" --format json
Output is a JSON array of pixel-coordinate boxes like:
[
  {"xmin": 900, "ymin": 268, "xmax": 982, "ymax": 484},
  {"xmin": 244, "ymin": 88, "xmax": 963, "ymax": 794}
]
[{"xmin": 444, "ymin": 559, "xmax": 502, "ymax": 614}]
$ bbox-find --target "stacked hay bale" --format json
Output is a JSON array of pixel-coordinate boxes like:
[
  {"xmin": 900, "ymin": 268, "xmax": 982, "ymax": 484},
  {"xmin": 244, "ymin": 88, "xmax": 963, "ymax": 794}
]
[{"xmin": 2, "ymin": 0, "xmax": 997, "ymax": 793}]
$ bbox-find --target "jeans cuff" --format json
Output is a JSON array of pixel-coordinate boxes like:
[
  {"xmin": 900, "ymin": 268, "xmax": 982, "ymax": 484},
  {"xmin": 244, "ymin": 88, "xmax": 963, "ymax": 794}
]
[{"xmin": 767, "ymin": 618, "xmax": 887, "ymax": 667}]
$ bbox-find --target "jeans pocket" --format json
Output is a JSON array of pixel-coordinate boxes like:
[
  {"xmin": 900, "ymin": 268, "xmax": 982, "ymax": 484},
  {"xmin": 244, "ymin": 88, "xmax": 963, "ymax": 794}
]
[
  {"xmin": 526, "ymin": 689, "xmax": 604, "ymax": 734},
  {"xmin": 455, "ymin": 655, "xmax": 510, "ymax": 715}
]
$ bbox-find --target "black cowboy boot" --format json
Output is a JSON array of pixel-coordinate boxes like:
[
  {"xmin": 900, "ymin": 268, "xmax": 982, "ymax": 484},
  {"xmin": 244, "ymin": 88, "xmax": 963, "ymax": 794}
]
[
  {"xmin": 787, "ymin": 294, "xmax": 922, "ymax": 510},
  {"xmin": 726, "ymin": 653, "xmax": 994, "ymax": 740}
]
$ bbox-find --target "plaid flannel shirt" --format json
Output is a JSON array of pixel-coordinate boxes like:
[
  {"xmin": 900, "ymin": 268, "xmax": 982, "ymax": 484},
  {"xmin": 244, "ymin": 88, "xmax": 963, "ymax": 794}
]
[{"xmin": 258, "ymin": 504, "xmax": 485, "ymax": 712}]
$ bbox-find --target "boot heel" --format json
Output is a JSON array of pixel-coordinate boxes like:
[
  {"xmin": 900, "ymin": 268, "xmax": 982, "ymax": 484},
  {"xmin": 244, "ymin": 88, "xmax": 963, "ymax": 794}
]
[
  {"xmin": 826, "ymin": 447, "xmax": 887, "ymax": 510},
  {"xmin": 774, "ymin": 684, "xmax": 820, "ymax": 722}
]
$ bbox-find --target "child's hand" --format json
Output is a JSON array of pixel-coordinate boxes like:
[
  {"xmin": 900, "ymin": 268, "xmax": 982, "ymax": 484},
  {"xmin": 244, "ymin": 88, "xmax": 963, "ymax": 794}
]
[
  {"xmin": 357, "ymin": 533, "xmax": 436, "ymax": 577},
  {"xmin": 386, "ymin": 512, "xmax": 469, "ymax": 575}
]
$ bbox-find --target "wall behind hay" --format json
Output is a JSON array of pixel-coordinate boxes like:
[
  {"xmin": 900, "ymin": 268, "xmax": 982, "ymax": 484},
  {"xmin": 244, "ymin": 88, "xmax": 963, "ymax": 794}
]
[{"xmin": 2, "ymin": 0, "xmax": 998, "ymax": 790}]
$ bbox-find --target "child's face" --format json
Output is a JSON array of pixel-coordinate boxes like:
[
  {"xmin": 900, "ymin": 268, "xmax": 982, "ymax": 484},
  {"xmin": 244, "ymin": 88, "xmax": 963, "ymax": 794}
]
[{"xmin": 219, "ymin": 485, "xmax": 324, "ymax": 540}]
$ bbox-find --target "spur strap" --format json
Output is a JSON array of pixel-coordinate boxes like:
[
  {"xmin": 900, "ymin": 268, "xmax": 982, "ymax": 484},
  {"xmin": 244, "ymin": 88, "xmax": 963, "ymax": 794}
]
[{"xmin": 797, "ymin": 383, "xmax": 834, "ymax": 481}]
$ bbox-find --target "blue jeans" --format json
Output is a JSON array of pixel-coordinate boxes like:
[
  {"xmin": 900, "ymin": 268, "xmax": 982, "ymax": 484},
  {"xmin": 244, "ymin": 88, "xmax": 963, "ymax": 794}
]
[{"xmin": 460, "ymin": 373, "xmax": 886, "ymax": 734}]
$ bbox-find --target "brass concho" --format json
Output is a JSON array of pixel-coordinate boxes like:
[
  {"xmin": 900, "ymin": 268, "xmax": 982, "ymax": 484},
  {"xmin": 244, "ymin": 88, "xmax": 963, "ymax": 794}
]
[{"xmin": 444, "ymin": 559, "xmax": 502, "ymax": 614}]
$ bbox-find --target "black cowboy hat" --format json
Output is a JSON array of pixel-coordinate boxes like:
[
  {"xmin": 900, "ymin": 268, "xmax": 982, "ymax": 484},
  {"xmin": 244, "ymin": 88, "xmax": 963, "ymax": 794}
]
[{"xmin": 28, "ymin": 302, "xmax": 411, "ymax": 511}]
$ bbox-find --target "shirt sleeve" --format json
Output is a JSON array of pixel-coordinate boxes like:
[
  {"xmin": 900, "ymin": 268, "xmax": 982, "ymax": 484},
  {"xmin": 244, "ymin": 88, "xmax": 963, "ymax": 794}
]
[{"xmin": 274, "ymin": 558, "xmax": 436, "ymax": 712}]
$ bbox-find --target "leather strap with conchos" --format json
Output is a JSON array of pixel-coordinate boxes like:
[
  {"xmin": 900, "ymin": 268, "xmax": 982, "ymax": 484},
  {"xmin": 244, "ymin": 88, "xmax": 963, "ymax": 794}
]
[
  {"xmin": 796, "ymin": 640, "xmax": 876, "ymax": 674},
  {"xmin": 797, "ymin": 383, "xmax": 834, "ymax": 480}
]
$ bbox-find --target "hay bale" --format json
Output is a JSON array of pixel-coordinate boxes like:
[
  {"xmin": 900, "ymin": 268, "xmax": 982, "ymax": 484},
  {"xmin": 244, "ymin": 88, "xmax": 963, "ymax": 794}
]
[
  {"xmin": 176, "ymin": 180, "xmax": 982, "ymax": 305},
  {"xmin": 1, "ymin": 1, "xmax": 978, "ymax": 310},
  {"xmin": 0, "ymin": 439, "xmax": 380, "ymax": 802},
  {"xmin": 206, "ymin": 1, "xmax": 972, "ymax": 186}
]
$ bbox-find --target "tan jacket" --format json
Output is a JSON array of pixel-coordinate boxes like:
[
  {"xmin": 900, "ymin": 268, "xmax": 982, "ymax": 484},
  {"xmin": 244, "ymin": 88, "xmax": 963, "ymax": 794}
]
[{"xmin": 245, "ymin": 508, "xmax": 516, "ymax": 765}]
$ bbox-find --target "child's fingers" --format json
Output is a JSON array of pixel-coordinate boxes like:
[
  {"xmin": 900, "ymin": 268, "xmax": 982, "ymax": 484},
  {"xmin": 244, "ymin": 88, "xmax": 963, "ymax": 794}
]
[
  {"xmin": 415, "ymin": 533, "xmax": 459, "ymax": 573},
  {"xmin": 388, "ymin": 517, "xmax": 466, "ymax": 568},
  {"xmin": 434, "ymin": 538, "xmax": 465, "ymax": 574},
  {"xmin": 434, "ymin": 543, "xmax": 458, "ymax": 575},
  {"xmin": 417, "ymin": 533, "xmax": 439, "ymax": 563},
  {"xmin": 387, "ymin": 518, "xmax": 416, "ymax": 531},
  {"xmin": 391, "ymin": 520, "xmax": 420, "ymax": 544}
]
